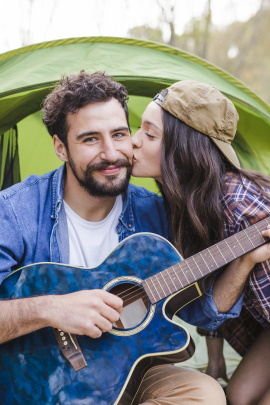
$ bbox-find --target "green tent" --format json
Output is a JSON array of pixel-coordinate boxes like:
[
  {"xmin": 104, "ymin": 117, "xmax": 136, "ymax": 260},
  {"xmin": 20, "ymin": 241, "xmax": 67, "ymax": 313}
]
[{"xmin": 1, "ymin": 36, "xmax": 270, "ymax": 191}]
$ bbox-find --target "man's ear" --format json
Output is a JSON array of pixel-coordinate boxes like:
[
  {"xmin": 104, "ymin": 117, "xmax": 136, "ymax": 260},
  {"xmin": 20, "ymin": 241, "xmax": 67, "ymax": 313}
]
[{"xmin": 53, "ymin": 135, "xmax": 68, "ymax": 162}]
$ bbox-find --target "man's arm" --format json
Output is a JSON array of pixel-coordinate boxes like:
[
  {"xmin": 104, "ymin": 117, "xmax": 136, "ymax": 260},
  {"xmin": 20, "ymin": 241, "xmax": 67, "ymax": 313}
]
[
  {"xmin": 0, "ymin": 290, "xmax": 123, "ymax": 344},
  {"xmin": 212, "ymin": 226, "xmax": 270, "ymax": 313}
]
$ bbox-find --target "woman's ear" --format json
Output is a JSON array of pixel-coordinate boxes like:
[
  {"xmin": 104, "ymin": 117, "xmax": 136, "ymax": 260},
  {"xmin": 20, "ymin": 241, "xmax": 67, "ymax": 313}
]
[{"xmin": 53, "ymin": 134, "xmax": 68, "ymax": 162}]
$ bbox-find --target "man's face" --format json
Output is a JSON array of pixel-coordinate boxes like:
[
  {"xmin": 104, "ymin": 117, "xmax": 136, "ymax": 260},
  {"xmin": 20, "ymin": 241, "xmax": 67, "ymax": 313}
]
[{"xmin": 57, "ymin": 98, "xmax": 133, "ymax": 197}]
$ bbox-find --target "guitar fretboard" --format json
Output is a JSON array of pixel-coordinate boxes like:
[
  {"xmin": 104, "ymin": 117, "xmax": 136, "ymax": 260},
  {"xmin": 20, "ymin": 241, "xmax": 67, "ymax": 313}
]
[{"xmin": 142, "ymin": 217, "xmax": 270, "ymax": 304}]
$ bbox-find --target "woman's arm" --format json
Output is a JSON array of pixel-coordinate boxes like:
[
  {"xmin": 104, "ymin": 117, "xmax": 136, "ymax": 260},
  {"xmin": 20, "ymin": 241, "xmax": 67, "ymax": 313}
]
[
  {"xmin": 213, "ymin": 226, "xmax": 270, "ymax": 312},
  {"xmin": 178, "ymin": 227, "xmax": 270, "ymax": 329}
]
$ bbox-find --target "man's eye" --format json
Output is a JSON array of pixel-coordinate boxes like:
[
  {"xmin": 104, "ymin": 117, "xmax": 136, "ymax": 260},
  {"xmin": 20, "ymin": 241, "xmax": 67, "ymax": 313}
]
[
  {"xmin": 113, "ymin": 133, "xmax": 124, "ymax": 138},
  {"xmin": 84, "ymin": 137, "xmax": 96, "ymax": 143}
]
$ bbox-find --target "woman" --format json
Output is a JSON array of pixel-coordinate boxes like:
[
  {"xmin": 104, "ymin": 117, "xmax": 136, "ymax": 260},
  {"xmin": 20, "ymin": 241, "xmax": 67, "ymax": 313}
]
[{"xmin": 132, "ymin": 80, "xmax": 270, "ymax": 405}]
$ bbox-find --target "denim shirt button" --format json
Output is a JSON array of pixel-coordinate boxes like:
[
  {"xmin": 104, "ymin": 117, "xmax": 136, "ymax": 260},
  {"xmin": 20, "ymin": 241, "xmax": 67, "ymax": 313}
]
[{"xmin": 128, "ymin": 224, "xmax": 132, "ymax": 228}]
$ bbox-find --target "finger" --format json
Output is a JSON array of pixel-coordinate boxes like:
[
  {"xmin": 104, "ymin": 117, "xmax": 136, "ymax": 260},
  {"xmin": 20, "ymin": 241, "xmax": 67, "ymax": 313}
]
[
  {"xmin": 99, "ymin": 305, "xmax": 121, "ymax": 324},
  {"xmin": 83, "ymin": 315, "xmax": 113, "ymax": 338},
  {"xmin": 101, "ymin": 290, "xmax": 123, "ymax": 312},
  {"xmin": 93, "ymin": 315, "xmax": 114, "ymax": 333},
  {"xmin": 262, "ymin": 225, "xmax": 270, "ymax": 237},
  {"xmin": 87, "ymin": 325, "xmax": 103, "ymax": 339}
]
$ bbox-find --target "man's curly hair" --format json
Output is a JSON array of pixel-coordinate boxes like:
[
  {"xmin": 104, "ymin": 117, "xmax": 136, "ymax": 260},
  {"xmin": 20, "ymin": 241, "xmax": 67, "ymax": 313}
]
[{"xmin": 42, "ymin": 70, "xmax": 129, "ymax": 146}]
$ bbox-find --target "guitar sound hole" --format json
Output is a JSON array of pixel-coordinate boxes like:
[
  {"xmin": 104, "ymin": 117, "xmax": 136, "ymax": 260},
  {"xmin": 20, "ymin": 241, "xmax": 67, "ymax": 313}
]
[{"xmin": 109, "ymin": 282, "xmax": 150, "ymax": 330}]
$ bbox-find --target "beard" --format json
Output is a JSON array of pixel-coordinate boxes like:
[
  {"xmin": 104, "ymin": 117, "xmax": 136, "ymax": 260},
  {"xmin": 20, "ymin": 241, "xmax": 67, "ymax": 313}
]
[{"xmin": 67, "ymin": 153, "xmax": 132, "ymax": 197}]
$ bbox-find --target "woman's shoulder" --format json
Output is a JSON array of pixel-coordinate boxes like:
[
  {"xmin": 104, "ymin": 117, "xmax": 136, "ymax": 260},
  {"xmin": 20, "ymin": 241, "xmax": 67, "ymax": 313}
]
[
  {"xmin": 224, "ymin": 172, "xmax": 269, "ymax": 201},
  {"xmin": 222, "ymin": 172, "xmax": 270, "ymax": 228}
]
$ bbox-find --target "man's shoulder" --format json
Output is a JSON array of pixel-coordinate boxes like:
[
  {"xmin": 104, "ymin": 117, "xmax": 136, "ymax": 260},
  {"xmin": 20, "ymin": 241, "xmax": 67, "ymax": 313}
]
[
  {"xmin": 127, "ymin": 183, "xmax": 163, "ymax": 200},
  {"xmin": 0, "ymin": 169, "xmax": 59, "ymax": 200}
]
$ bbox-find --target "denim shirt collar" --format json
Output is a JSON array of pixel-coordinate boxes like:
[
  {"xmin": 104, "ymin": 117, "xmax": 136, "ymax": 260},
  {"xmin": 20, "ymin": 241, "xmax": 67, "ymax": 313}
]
[
  {"xmin": 51, "ymin": 165, "xmax": 65, "ymax": 220},
  {"xmin": 117, "ymin": 186, "xmax": 135, "ymax": 234}
]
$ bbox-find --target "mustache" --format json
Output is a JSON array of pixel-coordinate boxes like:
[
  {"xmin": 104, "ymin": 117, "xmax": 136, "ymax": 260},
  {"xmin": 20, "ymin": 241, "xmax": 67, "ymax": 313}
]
[{"xmin": 85, "ymin": 158, "xmax": 132, "ymax": 174}]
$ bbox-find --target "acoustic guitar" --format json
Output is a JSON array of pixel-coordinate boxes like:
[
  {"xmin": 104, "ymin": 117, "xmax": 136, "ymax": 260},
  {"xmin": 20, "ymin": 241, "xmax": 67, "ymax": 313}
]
[{"xmin": 0, "ymin": 216, "xmax": 269, "ymax": 404}]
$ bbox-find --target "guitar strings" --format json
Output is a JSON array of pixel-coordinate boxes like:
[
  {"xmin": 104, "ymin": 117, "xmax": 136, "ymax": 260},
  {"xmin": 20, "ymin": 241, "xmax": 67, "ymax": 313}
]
[{"xmin": 116, "ymin": 285, "xmax": 148, "ymax": 306}]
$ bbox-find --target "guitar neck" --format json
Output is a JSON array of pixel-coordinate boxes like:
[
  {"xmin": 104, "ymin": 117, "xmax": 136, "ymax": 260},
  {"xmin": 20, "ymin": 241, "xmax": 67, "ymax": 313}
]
[{"xmin": 143, "ymin": 217, "xmax": 270, "ymax": 304}]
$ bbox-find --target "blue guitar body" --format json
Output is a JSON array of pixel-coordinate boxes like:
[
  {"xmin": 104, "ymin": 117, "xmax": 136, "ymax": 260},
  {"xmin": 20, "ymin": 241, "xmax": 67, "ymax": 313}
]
[{"xmin": 0, "ymin": 233, "xmax": 197, "ymax": 405}]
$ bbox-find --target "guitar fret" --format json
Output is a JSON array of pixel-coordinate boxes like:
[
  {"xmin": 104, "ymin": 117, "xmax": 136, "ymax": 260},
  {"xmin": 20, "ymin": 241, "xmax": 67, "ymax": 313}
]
[
  {"xmin": 166, "ymin": 268, "xmax": 178, "ymax": 291},
  {"xmin": 182, "ymin": 256, "xmax": 197, "ymax": 283},
  {"xmin": 224, "ymin": 239, "xmax": 237, "ymax": 258},
  {"xmin": 208, "ymin": 244, "xmax": 226, "ymax": 267},
  {"xmin": 253, "ymin": 223, "xmax": 267, "ymax": 245},
  {"xmin": 160, "ymin": 272, "xmax": 173, "ymax": 295},
  {"xmin": 146, "ymin": 277, "xmax": 161, "ymax": 302},
  {"xmin": 197, "ymin": 253, "xmax": 208, "ymax": 275},
  {"xmin": 207, "ymin": 248, "xmax": 219, "ymax": 268},
  {"xmin": 231, "ymin": 234, "xmax": 246, "ymax": 254},
  {"xmin": 242, "ymin": 229, "xmax": 256, "ymax": 248},
  {"xmin": 183, "ymin": 260, "xmax": 197, "ymax": 281},
  {"xmin": 143, "ymin": 279, "xmax": 156, "ymax": 303},
  {"xmin": 154, "ymin": 273, "xmax": 166, "ymax": 297},
  {"xmin": 152, "ymin": 274, "xmax": 165, "ymax": 299},
  {"xmin": 215, "ymin": 244, "xmax": 227, "ymax": 263},
  {"xmin": 171, "ymin": 266, "xmax": 184, "ymax": 289},
  {"xmin": 178, "ymin": 262, "xmax": 191, "ymax": 284}
]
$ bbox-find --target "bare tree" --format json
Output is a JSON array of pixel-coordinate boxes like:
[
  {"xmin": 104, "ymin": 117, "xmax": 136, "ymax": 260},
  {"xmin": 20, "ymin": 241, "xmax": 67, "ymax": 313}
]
[
  {"xmin": 200, "ymin": 0, "xmax": 212, "ymax": 59},
  {"xmin": 20, "ymin": 0, "xmax": 35, "ymax": 47},
  {"xmin": 18, "ymin": 0, "xmax": 60, "ymax": 48},
  {"xmin": 156, "ymin": 0, "xmax": 177, "ymax": 46}
]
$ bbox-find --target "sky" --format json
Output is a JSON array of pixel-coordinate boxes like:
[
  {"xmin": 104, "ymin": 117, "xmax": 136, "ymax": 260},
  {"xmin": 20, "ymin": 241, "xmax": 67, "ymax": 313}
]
[{"xmin": 0, "ymin": 0, "xmax": 262, "ymax": 54}]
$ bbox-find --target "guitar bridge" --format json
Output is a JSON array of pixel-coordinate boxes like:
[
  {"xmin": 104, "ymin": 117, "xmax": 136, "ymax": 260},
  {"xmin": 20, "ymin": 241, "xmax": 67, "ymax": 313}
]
[{"xmin": 53, "ymin": 328, "xmax": 87, "ymax": 371}]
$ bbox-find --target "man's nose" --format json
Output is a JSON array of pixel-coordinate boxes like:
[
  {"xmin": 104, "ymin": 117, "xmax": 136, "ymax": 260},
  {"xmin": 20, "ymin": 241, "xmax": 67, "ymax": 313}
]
[{"xmin": 99, "ymin": 139, "xmax": 118, "ymax": 161}]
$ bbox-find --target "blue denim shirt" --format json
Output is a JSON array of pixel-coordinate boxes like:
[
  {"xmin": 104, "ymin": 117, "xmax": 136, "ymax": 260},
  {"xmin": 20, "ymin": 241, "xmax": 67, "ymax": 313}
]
[
  {"xmin": 0, "ymin": 165, "xmax": 170, "ymax": 280},
  {"xmin": 0, "ymin": 165, "xmax": 242, "ymax": 330}
]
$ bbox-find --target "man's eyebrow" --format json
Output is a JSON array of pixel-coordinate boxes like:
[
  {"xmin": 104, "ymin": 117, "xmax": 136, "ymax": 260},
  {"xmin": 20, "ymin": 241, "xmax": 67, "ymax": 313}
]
[
  {"xmin": 76, "ymin": 126, "xmax": 130, "ymax": 140},
  {"xmin": 112, "ymin": 126, "xmax": 130, "ymax": 133},
  {"xmin": 76, "ymin": 131, "xmax": 99, "ymax": 140}
]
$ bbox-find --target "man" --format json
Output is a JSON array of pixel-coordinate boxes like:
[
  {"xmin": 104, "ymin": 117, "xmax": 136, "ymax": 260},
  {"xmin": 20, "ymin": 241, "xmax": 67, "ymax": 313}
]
[{"xmin": 0, "ymin": 71, "xmax": 225, "ymax": 404}]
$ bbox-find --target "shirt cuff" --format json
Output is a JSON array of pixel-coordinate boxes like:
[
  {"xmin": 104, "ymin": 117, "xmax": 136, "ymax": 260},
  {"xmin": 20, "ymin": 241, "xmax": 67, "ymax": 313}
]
[{"xmin": 200, "ymin": 283, "xmax": 244, "ymax": 329}]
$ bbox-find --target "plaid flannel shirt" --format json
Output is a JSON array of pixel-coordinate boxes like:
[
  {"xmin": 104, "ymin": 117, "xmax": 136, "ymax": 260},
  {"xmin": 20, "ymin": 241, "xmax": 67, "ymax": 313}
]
[{"xmin": 198, "ymin": 172, "xmax": 270, "ymax": 356}]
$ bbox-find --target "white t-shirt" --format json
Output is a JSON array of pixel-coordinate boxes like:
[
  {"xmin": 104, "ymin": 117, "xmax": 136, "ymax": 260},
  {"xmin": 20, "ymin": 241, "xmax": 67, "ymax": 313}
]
[{"xmin": 63, "ymin": 196, "xmax": 123, "ymax": 268}]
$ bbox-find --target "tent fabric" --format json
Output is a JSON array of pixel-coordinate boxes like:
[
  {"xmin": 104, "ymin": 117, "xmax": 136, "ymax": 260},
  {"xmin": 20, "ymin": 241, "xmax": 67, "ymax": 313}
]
[
  {"xmin": 0, "ymin": 126, "xmax": 20, "ymax": 190},
  {"xmin": 0, "ymin": 36, "xmax": 269, "ymax": 191}
]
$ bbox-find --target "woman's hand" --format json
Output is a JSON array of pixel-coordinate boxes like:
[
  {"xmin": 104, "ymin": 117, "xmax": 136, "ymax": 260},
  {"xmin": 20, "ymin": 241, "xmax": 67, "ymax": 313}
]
[{"xmin": 240, "ymin": 224, "xmax": 270, "ymax": 268}]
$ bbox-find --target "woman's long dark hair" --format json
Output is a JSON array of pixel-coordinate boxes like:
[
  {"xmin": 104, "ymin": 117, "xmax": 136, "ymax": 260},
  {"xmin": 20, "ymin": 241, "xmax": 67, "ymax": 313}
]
[{"xmin": 157, "ymin": 109, "xmax": 270, "ymax": 258}]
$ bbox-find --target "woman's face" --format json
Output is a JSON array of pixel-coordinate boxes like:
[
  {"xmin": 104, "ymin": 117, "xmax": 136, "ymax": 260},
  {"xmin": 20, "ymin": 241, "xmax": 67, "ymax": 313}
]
[{"xmin": 132, "ymin": 101, "xmax": 163, "ymax": 183}]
